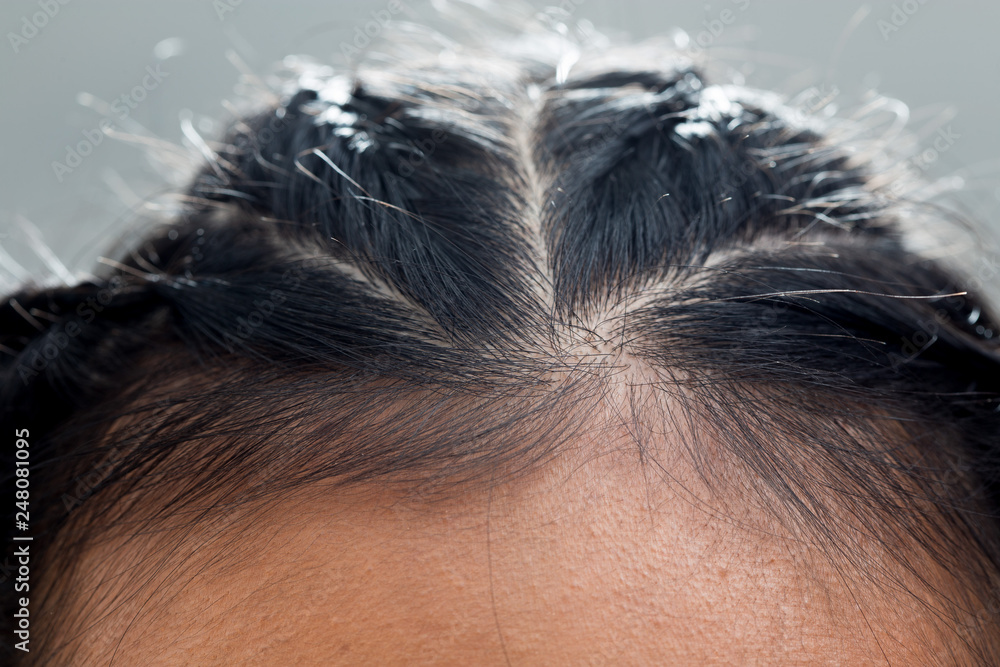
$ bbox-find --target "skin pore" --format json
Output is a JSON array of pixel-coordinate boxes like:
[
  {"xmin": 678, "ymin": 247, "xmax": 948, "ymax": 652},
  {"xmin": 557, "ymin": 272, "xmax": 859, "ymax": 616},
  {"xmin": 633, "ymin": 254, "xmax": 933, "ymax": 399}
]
[{"xmin": 46, "ymin": 391, "xmax": 958, "ymax": 665}]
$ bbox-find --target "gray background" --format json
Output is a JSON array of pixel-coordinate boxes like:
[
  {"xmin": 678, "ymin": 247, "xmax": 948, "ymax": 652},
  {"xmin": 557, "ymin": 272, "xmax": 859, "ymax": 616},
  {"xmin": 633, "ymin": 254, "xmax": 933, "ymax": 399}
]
[{"xmin": 2, "ymin": 0, "xmax": 999, "ymax": 285}]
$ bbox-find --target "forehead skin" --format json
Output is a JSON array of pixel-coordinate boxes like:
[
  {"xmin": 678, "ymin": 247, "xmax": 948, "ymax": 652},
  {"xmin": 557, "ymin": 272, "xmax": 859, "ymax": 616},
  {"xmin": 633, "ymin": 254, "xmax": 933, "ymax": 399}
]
[{"xmin": 53, "ymin": 423, "xmax": 956, "ymax": 666}]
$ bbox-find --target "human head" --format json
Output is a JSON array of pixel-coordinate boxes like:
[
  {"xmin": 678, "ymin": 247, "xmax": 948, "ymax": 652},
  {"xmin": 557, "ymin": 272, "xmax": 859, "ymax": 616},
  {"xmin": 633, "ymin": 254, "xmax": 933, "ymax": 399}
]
[{"xmin": 3, "ymin": 13, "xmax": 1000, "ymax": 665}]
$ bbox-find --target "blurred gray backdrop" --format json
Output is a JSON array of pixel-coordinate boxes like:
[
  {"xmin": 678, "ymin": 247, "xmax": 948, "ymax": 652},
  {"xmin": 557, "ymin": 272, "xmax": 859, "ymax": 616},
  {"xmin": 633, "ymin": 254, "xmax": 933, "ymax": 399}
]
[{"xmin": 2, "ymin": 0, "xmax": 999, "ymax": 282}]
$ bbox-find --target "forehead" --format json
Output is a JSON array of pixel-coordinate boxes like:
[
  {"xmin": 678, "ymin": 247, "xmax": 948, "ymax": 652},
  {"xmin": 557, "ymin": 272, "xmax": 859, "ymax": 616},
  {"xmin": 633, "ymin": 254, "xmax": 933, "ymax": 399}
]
[{"xmin": 60, "ymin": 424, "xmax": 948, "ymax": 665}]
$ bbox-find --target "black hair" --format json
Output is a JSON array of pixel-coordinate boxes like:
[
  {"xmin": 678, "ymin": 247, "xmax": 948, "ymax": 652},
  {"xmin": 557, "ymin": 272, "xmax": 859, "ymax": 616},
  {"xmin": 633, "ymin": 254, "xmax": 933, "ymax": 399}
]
[{"xmin": 3, "ymin": 19, "xmax": 1000, "ymax": 665}]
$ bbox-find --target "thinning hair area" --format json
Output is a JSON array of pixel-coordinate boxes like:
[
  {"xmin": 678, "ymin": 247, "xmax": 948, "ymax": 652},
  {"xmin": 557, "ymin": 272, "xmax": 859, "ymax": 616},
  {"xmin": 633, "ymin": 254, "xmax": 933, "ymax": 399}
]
[{"xmin": 2, "ymin": 17, "xmax": 1000, "ymax": 666}]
